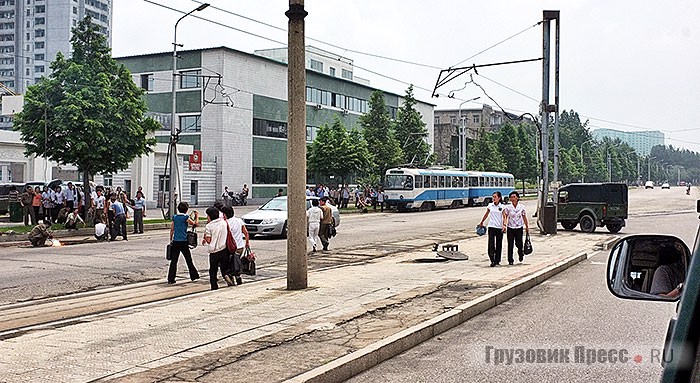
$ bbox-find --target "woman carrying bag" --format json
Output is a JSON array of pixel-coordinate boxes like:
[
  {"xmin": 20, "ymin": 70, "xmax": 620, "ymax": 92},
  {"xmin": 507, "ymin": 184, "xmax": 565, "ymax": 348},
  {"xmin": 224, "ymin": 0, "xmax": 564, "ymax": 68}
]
[
  {"xmin": 221, "ymin": 206, "xmax": 250, "ymax": 286},
  {"xmin": 167, "ymin": 202, "xmax": 200, "ymax": 284},
  {"xmin": 503, "ymin": 191, "xmax": 529, "ymax": 265}
]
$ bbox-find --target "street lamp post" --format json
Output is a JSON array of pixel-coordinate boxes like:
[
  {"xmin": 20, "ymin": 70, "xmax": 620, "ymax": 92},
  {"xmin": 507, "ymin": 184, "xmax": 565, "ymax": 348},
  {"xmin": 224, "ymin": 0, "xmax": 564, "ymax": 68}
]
[
  {"xmin": 647, "ymin": 156, "xmax": 655, "ymax": 183},
  {"xmin": 457, "ymin": 96, "xmax": 480, "ymax": 171},
  {"xmin": 579, "ymin": 139, "xmax": 593, "ymax": 182},
  {"xmin": 169, "ymin": 3, "xmax": 210, "ymax": 219}
]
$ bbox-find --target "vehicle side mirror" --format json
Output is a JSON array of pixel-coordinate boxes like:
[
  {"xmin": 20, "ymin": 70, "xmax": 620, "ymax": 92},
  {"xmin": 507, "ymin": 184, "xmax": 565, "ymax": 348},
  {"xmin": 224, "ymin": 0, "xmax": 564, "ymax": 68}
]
[{"xmin": 607, "ymin": 235, "xmax": 690, "ymax": 302}]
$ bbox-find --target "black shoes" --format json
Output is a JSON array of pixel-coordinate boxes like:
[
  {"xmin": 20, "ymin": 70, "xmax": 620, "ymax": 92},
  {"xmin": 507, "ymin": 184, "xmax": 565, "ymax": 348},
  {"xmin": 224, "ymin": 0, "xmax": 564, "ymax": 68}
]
[
  {"xmin": 490, "ymin": 262, "xmax": 496, "ymax": 267},
  {"xmin": 223, "ymin": 275, "xmax": 235, "ymax": 287},
  {"xmin": 519, "ymin": 255, "xmax": 524, "ymax": 262},
  {"xmin": 236, "ymin": 276, "xmax": 242, "ymax": 285}
]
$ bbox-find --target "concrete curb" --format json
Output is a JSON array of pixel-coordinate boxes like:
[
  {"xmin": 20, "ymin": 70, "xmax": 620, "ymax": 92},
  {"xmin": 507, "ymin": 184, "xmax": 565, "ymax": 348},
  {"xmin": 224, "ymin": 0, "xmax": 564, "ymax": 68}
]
[
  {"xmin": 284, "ymin": 251, "xmax": 589, "ymax": 383},
  {"xmin": 0, "ymin": 223, "xmax": 172, "ymax": 247}
]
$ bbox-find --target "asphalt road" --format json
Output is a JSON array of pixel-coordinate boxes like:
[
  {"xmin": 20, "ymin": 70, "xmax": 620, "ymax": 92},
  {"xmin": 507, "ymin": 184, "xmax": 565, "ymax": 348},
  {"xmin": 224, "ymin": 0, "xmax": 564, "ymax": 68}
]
[
  {"xmin": 346, "ymin": 186, "xmax": 698, "ymax": 383},
  {"xmin": 0, "ymin": 196, "xmax": 499, "ymax": 305}
]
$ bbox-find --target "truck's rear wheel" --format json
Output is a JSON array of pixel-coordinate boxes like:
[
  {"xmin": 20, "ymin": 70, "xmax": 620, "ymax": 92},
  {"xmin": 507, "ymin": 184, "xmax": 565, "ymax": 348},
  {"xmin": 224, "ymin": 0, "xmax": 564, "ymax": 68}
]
[
  {"xmin": 561, "ymin": 221, "xmax": 577, "ymax": 230},
  {"xmin": 579, "ymin": 215, "xmax": 596, "ymax": 233},
  {"xmin": 606, "ymin": 223, "xmax": 623, "ymax": 233}
]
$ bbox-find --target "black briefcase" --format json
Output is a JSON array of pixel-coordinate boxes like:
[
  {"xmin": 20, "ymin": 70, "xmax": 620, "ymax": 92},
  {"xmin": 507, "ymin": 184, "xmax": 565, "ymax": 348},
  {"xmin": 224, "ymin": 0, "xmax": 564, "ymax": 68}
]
[{"xmin": 166, "ymin": 244, "xmax": 173, "ymax": 261}]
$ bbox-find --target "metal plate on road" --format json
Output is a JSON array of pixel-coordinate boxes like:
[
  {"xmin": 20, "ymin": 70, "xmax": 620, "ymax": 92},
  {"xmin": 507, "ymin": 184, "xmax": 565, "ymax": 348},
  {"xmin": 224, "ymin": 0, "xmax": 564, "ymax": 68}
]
[{"xmin": 436, "ymin": 251, "xmax": 469, "ymax": 261}]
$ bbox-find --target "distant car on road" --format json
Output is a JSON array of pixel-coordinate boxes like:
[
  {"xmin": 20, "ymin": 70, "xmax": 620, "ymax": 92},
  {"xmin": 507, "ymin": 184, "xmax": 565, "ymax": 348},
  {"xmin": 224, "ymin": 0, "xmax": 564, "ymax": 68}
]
[
  {"xmin": 242, "ymin": 196, "xmax": 340, "ymax": 238},
  {"xmin": 661, "ymin": 182, "xmax": 671, "ymax": 189},
  {"xmin": 645, "ymin": 181, "xmax": 655, "ymax": 189}
]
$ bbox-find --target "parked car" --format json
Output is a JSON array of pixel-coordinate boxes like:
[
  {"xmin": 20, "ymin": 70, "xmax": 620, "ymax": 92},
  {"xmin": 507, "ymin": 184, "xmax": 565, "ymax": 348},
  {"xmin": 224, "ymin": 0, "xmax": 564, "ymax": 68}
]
[
  {"xmin": 0, "ymin": 183, "xmax": 23, "ymax": 214},
  {"xmin": 242, "ymin": 196, "xmax": 340, "ymax": 238},
  {"xmin": 662, "ymin": 182, "xmax": 671, "ymax": 189},
  {"xmin": 557, "ymin": 183, "xmax": 628, "ymax": 233},
  {"xmin": 606, "ymin": 199, "xmax": 700, "ymax": 382},
  {"xmin": 645, "ymin": 181, "xmax": 655, "ymax": 189}
]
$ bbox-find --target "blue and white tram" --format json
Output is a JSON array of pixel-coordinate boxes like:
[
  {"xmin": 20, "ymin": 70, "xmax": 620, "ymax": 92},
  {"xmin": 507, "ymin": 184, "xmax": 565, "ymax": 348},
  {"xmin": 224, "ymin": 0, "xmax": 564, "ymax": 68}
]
[
  {"xmin": 384, "ymin": 167, "xmax": 514, "ymax": 211},
  {"xmin": 466, "ymin": 170, "xmax": 516, "ymax": 206}
]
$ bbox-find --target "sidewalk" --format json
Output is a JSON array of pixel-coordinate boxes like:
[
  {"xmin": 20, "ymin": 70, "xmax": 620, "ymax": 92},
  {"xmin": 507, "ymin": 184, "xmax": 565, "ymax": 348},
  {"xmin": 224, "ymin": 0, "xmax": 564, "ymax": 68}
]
[{"xmin": 0, "ymin": 231, "xmax": 615, "ymax": 383}]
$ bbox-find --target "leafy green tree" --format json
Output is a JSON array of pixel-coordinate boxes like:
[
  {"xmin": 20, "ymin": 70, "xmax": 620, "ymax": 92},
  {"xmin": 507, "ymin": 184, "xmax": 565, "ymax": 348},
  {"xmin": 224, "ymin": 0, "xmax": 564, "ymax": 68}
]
[
  {"xmin": 307, "ymin": 117, "xmax": 371, "ymax": 186},
  {"xmin": 394, "ymin": 85, "xmax": 433, "ymax": 165},
  {"xmin": 516, "ymin": 123, "xmax": 538, "ymax": 182},
  {"xmin": 465, "ymin": 128, "xmax": 506, "ymax": 171},
  {"xmin": 359, "ymin": 90, "xmax": 402, "ymax": 181},
  {"xmin": 558, "ymin": 110, "xmax": 591, "ymax": 149},
  {"xmin": 496, "ymin": 122, "xmax": 523, "ymax": 175},
  {"xmin": 14, "ymin": 16, "xmax": 158, "ymax": 209}
]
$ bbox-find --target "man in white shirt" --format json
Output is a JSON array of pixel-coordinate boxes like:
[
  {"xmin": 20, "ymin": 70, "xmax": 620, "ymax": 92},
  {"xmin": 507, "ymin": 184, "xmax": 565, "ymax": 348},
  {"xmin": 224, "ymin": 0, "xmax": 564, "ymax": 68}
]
[
  {"xmin": 92, "ymin": 189, "xmax": 106, "ymax": 224},
  {"xmin": 306, "ymin": 199, "xmax": 323, "ymax": 252},
  {"xmin": 203, "ymin": 206, "xmax": 233, "ymax": 290},
  {"xmin": 63, "ymin": 182, "xmax": 76, "ymax": 210}
]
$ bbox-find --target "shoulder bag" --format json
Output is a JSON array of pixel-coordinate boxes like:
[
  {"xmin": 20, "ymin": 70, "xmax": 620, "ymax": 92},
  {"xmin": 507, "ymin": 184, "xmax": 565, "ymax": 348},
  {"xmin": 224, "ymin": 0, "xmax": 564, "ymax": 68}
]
[
  {"xmin": 225, "ymin": 220, "xmax": 237, "ymax": 254},
  {"xmin": 187, "ymin": 226, "xmax": 198, "ymax": 249},
  {"xmin": 241, "ymin": 246, "xmax": 256, "ymax": 275}
]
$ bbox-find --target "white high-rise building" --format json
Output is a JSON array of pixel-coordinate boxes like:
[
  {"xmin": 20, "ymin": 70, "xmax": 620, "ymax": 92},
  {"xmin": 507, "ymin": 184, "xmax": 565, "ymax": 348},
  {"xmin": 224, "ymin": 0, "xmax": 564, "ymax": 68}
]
[{"xmin": 0, "ymin": 0, "xmax": 112, "ymax": 129}]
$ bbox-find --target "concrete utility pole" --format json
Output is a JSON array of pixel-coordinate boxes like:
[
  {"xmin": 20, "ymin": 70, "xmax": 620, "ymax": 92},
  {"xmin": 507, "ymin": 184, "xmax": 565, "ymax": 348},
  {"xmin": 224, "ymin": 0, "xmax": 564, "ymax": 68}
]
[
  {"xmin": 538, "ymin": 10, "xmax": 560, "ymax": 235},
  {"xmin": 286, "ymin": 0, "xmax": 308, "ymax": 290},
  {"xmin": 552, "ymin": 13, "xmax": 561, "ymax": 183},
  {"xmin": 169, "ymin": 3, "xmax": 209, "ymax": 219}
]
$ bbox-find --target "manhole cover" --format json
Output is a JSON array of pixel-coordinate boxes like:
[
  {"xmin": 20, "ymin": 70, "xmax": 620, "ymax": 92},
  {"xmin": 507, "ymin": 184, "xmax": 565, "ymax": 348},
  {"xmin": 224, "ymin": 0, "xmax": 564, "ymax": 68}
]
[{"xmin": 436, "ymin": 251, "xmax": 469, "ymax": 261}]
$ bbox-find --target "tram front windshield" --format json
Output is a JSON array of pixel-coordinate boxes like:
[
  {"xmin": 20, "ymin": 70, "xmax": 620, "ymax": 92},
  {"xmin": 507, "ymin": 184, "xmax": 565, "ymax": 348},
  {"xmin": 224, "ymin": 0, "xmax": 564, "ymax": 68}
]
[{"xmin": 386, "ymin": 175, "xmax": 414, "ymax": 190}]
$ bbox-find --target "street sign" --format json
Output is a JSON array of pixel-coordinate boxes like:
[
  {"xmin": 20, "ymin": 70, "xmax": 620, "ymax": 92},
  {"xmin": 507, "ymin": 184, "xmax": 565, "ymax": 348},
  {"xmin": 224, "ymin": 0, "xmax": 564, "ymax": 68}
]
[{"xmin": 189, "ymin": 150, "xmax": 202, "ymax": 171}]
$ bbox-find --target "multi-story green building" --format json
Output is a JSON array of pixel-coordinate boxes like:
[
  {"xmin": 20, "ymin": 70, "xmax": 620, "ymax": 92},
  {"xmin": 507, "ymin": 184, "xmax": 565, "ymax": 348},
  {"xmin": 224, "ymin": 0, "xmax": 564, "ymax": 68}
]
[{"xmin": 111, "ymin": 46, "xmax": 434, "ymax": 206}]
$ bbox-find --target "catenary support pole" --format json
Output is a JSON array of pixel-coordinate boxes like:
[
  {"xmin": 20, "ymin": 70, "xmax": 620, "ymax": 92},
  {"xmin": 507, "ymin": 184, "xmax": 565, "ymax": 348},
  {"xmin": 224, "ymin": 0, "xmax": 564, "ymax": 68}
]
[{"xmin": 286, "ymin": 0, "xmax": 308, "ymax": 290}]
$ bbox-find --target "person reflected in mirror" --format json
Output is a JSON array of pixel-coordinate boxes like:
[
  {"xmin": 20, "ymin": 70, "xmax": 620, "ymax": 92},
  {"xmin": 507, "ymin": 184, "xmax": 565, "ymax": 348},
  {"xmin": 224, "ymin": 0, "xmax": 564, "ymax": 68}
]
[
  {"xmin": 478, "ymin": 191, "xmax": 506, "ymax": 267},
  {"xmin": 650, "ymin": 244, "xmax": 686, "ymax": 298}
]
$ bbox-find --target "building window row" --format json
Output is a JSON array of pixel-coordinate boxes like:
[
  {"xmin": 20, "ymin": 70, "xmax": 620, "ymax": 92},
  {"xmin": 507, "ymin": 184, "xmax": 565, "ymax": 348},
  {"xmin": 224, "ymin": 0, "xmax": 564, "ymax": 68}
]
[
  {"xmin": 34, "ymin": 17, "xmax": 44, "ymax": 25},
  {"xmin": 34, "ymin": 41, "xmax": 43, "ymax": 49},
  {"xmin": 140, "ymin": 73, "xmax": 153, "ymax": 91},
  {"xmin": 0, "ymin": 1, "xmax": 16, "ymax": 6},
  {"xmin": 87, "ymin": 0, "xmax": 109, "ymax": 11},
  {"xmin": 35, "ymin": 5, "xmax": 44, "ymax": 13},
  {"xmin": 0, "ymin": 69, "xmax": 13, "ymax": 76},
  {"xmin": 179, "ymin": 115, "xmax": 200, "ymax": 132},
  {"xmin": 253, "ymin": 167, "xmax": 287, "ymax": 185},
  {"xmin": 0, "ymin": 44, "xmax": 13, "ymax": 52},
  {"xmin": 0, "ymin": 57, "xmax": 12, "ymax": 64},
  {"xmin": 179, "ymin": 69, "xmax": 200, "ymax": 89},
  {"xmin": 341, "ymin": 68, "xmax": 353, "ymax": 80},
  {"xmin": 0, "ymin": 11, "xmax": 13, "ymax": 18},
  {"xmin": 0, "ymin": 22, "xmax": 12, "ymax": 29},
  {"xmin": 309, "ymin": 58, "xmax": 323, "ymax": 72},
  {"xmin": 305, "ymin": 86, "xmax": 368, "ymax": 113},
  {"xmin": 34, "ymin": 29, "xmax": 44, "ymax": 38},
  {"xmin": 253, "ymin": 118, "xmax": 287, "ymax": 139}
]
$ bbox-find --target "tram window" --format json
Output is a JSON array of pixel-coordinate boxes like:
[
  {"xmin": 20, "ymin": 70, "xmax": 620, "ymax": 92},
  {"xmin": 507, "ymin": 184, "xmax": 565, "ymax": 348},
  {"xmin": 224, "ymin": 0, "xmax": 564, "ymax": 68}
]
[
  {"xmin": 403, "ymin": 176, "xmax": 414, "ymax": 190},
  {"xmin": 452, "ymin": 176, "xmax": 461, "ymax": 188},
  {"xmin": 424, "ymin": 176, "xmax": 431, "ymax": 188},
  {"xmin": 470, "ymin": 177, "xmax": 478, "ymax": 187},
  {"xmin": 415, "ymin": 175, "xmax": 423, "ymax": 188},
  {"xmin": 439, "ymin": 176, "xmax": 445, "ymax": 188},
  {"xmin": 432, "ymin": 176, "xmax": 438, "ymax": 188}
]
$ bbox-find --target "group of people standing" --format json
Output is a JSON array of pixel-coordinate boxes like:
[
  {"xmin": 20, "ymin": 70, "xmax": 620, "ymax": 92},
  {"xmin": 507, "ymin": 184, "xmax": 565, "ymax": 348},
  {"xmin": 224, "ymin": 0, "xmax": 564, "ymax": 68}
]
[
  {"xmin": 168, "ymin": 201, "xmax": 251, "ymax": 290},
  {"xmin": 305, "ymin": 184, "xmax": 387, "ymax": 212},
  {"xmin": 478, "ymin": 191, "xmax": 529, "ymax": 267}
]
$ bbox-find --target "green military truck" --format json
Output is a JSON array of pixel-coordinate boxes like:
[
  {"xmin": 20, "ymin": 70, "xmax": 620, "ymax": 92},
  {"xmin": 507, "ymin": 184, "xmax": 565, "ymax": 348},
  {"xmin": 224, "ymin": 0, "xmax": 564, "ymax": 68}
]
[{"xmin": 556, "ymin": 183, "xmax": 628, "ymax": 233}]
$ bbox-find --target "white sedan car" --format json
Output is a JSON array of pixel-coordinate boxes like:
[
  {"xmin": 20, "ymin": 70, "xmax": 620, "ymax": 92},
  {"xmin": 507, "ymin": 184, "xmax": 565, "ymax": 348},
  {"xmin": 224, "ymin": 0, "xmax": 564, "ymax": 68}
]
[
  {"xmin": 242, "ymin": 196, "xmax": 340, "ymax": 238},
  {"xmin": 661, "ymin": 183, "xmax": 670, "ymax": 189}
]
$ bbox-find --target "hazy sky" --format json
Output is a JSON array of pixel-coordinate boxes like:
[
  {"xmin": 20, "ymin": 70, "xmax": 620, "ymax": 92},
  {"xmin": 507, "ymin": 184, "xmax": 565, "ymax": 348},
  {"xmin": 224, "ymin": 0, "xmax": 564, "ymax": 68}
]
[{"xmin": 113, "ymin": 1, "xmax": 700, "ymax": 153}]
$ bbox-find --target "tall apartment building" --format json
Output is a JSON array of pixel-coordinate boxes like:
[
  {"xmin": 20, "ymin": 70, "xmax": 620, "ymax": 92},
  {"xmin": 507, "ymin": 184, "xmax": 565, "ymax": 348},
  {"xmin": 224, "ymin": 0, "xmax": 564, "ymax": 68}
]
[
  {"xmin": 0, "ymin": 0, "xmax": 112, "ymax": 129},
  {"xmin": 591, "ymin": 128, "xmax": 664, "ymax": 156}
]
